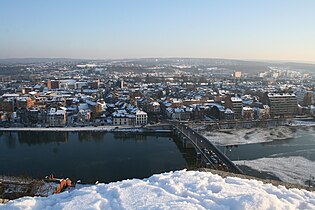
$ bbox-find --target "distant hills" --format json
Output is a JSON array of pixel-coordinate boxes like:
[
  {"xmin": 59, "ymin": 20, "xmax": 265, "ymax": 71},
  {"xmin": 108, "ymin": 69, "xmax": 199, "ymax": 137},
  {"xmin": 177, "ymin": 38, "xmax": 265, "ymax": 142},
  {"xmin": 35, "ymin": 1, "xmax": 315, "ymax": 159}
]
[
  {"xmin": 0, "ymin": 57, "xmax": 314, "ymax": 73},
  {"xmin": 0, "ymin": 58, "xmax": 86, "ymax": 64}
]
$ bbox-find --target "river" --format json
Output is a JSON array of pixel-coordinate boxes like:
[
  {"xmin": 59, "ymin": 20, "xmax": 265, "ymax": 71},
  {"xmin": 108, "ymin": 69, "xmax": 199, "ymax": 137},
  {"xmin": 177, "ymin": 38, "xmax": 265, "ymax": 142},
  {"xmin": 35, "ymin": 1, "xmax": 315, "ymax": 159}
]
[
  {"xmin": 1, "ymin": 126, "xmax": 314, "ymax": 186},
  {"xmin": 0, "ymin": 131, "xmax": 196, "ymax": 183},
  {"xmin": 214, "ymin": 126, "xmax": 315, "ymax": 186}
]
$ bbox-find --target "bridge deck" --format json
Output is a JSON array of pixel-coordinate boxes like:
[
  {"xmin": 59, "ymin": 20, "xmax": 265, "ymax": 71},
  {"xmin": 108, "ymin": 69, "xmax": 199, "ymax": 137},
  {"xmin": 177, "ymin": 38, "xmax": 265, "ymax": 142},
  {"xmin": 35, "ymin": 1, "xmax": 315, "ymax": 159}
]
[{"xmin": 173, "ymin": 122, "xmax": 243, "ymax": 174}]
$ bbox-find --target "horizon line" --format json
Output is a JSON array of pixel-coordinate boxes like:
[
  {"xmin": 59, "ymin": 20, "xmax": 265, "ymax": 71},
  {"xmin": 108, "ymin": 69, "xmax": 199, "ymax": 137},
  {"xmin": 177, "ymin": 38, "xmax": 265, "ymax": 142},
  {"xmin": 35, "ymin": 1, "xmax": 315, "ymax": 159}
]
[{"xmin": 0, "ymin": 56, "xmax": 315, "ymax": 65}]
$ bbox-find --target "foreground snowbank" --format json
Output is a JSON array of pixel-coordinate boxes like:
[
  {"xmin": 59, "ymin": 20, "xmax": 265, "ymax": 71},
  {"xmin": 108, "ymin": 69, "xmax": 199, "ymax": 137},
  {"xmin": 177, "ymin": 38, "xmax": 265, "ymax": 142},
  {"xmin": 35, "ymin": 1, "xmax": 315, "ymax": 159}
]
[
  {"xmin": 202, "ymin": 126, "xmax": 296, "ymax": 146},
  {"xmin": 1, "ymin": 170, "xmax": 314, "ymax": 210},
  {"xmin": 235, "ymin": 156, "xmax": 315, "ymax": 186}
]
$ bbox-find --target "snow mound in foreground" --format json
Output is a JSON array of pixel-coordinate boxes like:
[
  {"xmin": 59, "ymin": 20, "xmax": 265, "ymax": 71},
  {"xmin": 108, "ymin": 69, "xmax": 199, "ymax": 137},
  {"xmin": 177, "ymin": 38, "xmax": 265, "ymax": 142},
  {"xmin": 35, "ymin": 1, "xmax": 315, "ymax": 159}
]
[{"xmin": 1, "ymin": 170, "xmax": 314, "ymax": 210}]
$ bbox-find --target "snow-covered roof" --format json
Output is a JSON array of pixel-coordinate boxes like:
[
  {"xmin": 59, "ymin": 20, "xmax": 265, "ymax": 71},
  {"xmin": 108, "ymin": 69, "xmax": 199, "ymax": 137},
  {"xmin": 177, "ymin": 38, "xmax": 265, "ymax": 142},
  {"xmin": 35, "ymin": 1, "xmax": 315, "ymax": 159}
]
[
  {"xmin": 242, "ymin": 106, "xmax": 253, "ymax": 111},
  {"xmin": 136, "ymin": 110, "xmax": 147, "ymax": 115},
  {"xmin": 78, "ymin": 103, "xmax": 89, "ymax": 110},
  {"xmin": 150, "ymin": 101, "xmax": 160, "ymax": 106},
  {"xmin": 29, "ymin": 91, "xmax": 38, "ymax": 95},
  {"xmin": 268, "ymin": 93, "xmax": 296, "ymax": 97},
  {"xmin": 163, "ymin": 102, "xmax": 172, "ymax": 107},
  {"xmin": 48, "ymin": 108, "xmax": 65, "ymax": 115},
  {"xmin": 33, "ymin": 84, "xmax": 42, "ymax": 89},
  {"xmin": 174, "ymin": 108, "xmax": 184, "ymax": 113},
  {"xmin": 209, "ymin": 103, "xmax": 225, "ymax": 111},
  {"xmin": 225, "ymin": 108, "xmax": 234, "ymax": 114},
  {"xmin": 2, "ymin": 93, "xmax": 19, "ymax": 97},
  {"xmin": 231, "ymin": 97, "xmax": 242, "ymax": 102},
  {"xmin": 17, "ymin": 97, "xmax": 28, "ymax": 101}
]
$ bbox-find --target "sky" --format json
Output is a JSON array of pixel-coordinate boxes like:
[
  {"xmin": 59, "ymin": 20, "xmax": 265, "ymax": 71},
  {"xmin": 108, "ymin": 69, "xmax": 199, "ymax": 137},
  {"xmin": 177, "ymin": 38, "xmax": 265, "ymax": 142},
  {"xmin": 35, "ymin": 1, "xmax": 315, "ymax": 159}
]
[{"xmin": 0, "ymin": 0, "xmax": 315, "ymax": 62}]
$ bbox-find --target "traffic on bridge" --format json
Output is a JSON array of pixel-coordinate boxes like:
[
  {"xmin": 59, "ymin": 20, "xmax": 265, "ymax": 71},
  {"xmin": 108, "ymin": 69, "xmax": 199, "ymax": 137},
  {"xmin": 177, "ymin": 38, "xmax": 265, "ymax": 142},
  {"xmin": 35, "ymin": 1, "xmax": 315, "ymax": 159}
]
[{"xmin": 172, "ymin": 121, "xmax": 243, "ymax": 174}]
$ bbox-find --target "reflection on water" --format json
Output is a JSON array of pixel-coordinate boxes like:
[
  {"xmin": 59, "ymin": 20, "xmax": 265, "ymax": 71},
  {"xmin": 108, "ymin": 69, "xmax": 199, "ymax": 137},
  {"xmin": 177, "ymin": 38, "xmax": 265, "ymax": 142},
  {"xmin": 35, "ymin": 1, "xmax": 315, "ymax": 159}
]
[{"xmin": 0, "ymin": 131, "xmax": 197, "ymax": 183}]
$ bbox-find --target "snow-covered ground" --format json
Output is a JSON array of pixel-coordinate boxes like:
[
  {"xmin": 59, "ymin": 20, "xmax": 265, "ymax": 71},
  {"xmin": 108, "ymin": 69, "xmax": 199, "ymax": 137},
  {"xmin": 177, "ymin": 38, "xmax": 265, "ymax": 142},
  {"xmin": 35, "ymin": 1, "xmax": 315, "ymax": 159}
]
[
  {"xmin": 202, "ymin": 126, "xmax": 296, "ymax": 146},
  {"xmin": 288, "ymin": 120, "xmax": 315, "ymax": 127},
  {"xmin": 1, "ymin": 170, "xmax": 314, "ymax": 210},
  {"xmin": 235, "ymin": 156, "xmax": 315, "ymax": 186}
]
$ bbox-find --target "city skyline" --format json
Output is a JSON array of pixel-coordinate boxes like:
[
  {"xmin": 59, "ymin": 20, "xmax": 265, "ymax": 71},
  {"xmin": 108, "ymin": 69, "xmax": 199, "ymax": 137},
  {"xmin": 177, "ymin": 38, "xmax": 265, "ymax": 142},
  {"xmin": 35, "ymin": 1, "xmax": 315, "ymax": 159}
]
[{"xmin": 1, "ymin": 0, "xmax": 315, "ymax": 62}]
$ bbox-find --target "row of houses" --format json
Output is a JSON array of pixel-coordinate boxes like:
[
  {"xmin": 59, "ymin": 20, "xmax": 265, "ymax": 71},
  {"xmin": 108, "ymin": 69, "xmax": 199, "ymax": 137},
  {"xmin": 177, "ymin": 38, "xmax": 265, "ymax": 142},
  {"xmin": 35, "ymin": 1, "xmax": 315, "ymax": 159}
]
[
  {"xmin": 162, "ymin": 103, "xmax": 270, "ymax": 121},
  {"xmin": 138, "ymin": 92, "xmax": 300, "ymax": 121},
  {"xmin": 112, "ymin": 109, "xmax": 148, "ymax": 126},
  {"xmin": 0, "ymin": 91, "xmax": 148, "ymax": 127}
]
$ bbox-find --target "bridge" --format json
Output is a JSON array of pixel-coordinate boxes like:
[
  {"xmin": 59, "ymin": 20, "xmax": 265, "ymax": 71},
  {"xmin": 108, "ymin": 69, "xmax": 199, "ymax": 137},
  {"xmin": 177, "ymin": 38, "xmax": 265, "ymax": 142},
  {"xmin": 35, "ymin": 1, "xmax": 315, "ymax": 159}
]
[{"xmin": 172, "ymin": 121, "xmax": 243, "ymax": 174}]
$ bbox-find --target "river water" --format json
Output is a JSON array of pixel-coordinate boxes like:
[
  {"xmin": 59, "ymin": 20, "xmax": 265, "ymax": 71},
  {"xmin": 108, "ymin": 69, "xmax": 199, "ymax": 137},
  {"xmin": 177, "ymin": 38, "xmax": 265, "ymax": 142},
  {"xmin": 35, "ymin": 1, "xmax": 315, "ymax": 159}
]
[
  {"xmin": 1, "ymin": 127, "xmax": 314, "ymax": 186},
  {"xmin": 0, "ymin": 131, "xmax": 196, "ymax": 183},
  {"xmin": 216, "ymin": 126, "xmax": 315, "ymax": 186}
]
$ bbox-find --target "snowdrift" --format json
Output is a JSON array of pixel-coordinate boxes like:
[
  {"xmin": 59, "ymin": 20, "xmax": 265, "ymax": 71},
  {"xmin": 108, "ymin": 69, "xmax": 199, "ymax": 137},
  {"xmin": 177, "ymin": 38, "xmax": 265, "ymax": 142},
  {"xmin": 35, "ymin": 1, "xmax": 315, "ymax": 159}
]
[{"xmin": 1, "ymin": 170, "xmax": 314, "ymax": 210}]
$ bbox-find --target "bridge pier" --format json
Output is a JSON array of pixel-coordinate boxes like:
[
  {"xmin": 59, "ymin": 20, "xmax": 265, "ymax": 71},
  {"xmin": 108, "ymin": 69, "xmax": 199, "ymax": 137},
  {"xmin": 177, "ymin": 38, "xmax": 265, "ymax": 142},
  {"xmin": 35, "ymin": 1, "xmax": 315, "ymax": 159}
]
[{"xmin": 182, "ymin": 137, "xmax": 194, "ymax": 148}]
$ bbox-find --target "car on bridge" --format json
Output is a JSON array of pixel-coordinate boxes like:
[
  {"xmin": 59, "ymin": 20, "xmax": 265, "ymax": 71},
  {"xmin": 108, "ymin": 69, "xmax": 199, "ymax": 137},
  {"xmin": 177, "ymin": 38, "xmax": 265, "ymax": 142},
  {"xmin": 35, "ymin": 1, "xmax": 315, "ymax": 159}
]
[{"xmin": 203, "ymin": 148, "xmax": 210, "ymax": 154}]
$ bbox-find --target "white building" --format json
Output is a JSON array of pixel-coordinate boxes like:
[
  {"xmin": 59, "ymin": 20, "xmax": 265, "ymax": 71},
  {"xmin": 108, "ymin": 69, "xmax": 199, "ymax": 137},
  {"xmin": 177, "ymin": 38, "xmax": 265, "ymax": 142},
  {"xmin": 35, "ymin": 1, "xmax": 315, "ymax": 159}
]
[{"xmin": 136, "ymin": 110, "xmax": 148, "ymax": 125}]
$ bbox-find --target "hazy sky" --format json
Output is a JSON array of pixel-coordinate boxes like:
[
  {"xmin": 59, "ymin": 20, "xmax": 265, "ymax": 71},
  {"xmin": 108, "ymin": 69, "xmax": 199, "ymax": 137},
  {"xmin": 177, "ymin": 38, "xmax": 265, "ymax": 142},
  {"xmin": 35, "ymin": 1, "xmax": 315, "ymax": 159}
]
[{"xmin": 1, "ymin": 0, "xmax": 315, "ymax": 62}]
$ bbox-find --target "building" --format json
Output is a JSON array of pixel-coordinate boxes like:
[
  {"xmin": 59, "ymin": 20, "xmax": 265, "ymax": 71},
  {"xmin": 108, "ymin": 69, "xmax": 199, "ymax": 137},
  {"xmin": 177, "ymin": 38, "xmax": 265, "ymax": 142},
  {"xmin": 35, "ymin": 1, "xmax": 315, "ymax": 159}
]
[
  {"xmin": 16, "ymin": 97, "xmax": 35, "ymax": 109},
  {"xmin": 303, "ymin": 91, "xmax": 314, "ymax": 106},
  {"xmin": 88, "ymin": 80, "xmax": 100, "ymax": 89},
  {"xmin": 254, "ymin": 105, "xmax": 270, "ymax": 119},
  {"xmin": 22, "ymin": 87, "xmax": 33, "ymax": 94},
  {"xmin": 135, "ymin": 110, "xmax": 148, "ymax": 125},
  {"xmin": 234, "ymin": 71, "xmax": 242, "ymax": 78},
  {"xmin": 242, "ymin": 106, "xmax": 254, "ymax": 120},
  {"xmin": 225, "ymin": 96, "xmax": 243, "ymax": 119},
  {"xmin": 112, "ymin": 110, "xmax": 135, "ymax": 126},
  {"xmin": 224, "ymin": 108, "xmax": 235, "ymax": 120},
  {"xmin": 267, "ymin": 93, "xmax": 298, "ymax": 117},
  {"xmin": 147, "ymin": 101, "xmax": 161, "ymax": 113},
  {"xmin": 118, "ymin": 79, "xmax": 124, "ymax": 89},
  {"xmin": 171, "ymin": 108, "xmax": 191, "ymax": 121},
  {"xmin": 78, "ymin": 109, "xmax": 91, "ymax": 123},
  {"xmin": 206, "ymin": 104, "xmax": 225, "ymax": 120},
  {"xmin": 47, "ymin": 108, "xmax": 67, "ymax": 127},
  {"xmin": 47, "ymin": 80, "xmax": 60, "ymax": 89}
]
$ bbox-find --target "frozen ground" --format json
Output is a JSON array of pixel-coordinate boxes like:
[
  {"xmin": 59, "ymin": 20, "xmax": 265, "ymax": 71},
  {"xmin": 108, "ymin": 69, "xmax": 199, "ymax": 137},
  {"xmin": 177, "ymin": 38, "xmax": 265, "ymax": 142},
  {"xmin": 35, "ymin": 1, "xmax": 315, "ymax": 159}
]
[
  {"xmin": 289, "ymin": 120, "xmax": 315, "ymax": 127},
  {"xmin": 1, "ymin": 170, "xmax": 314, "ymax": 210},
  {"xmin": 235, "ymin": 156, "xmax": 315, "ymax": 186},
  {"xmin": 202, "ymin": 126, "xmax": 296, "ymax": 146}
]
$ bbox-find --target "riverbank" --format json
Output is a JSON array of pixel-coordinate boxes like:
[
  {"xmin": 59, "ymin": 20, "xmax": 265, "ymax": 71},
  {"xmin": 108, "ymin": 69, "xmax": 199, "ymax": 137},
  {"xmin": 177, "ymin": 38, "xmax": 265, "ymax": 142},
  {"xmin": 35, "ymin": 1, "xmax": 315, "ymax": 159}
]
[
  {"xmin": 0, "ymin": 124, "xmax": 172, "ymax": 133},
  {"xmin": 0, "ymin": 175, "xmax": 56, "ymax": 203}
]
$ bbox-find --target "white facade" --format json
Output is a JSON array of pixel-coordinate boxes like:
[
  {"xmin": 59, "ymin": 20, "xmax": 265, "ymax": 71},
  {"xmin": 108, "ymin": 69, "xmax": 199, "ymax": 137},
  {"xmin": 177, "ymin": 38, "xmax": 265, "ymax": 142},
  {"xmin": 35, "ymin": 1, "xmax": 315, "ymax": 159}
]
[{"xmin": 136, "ymin": 110, "xmax": 148, "ymax": 125}]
